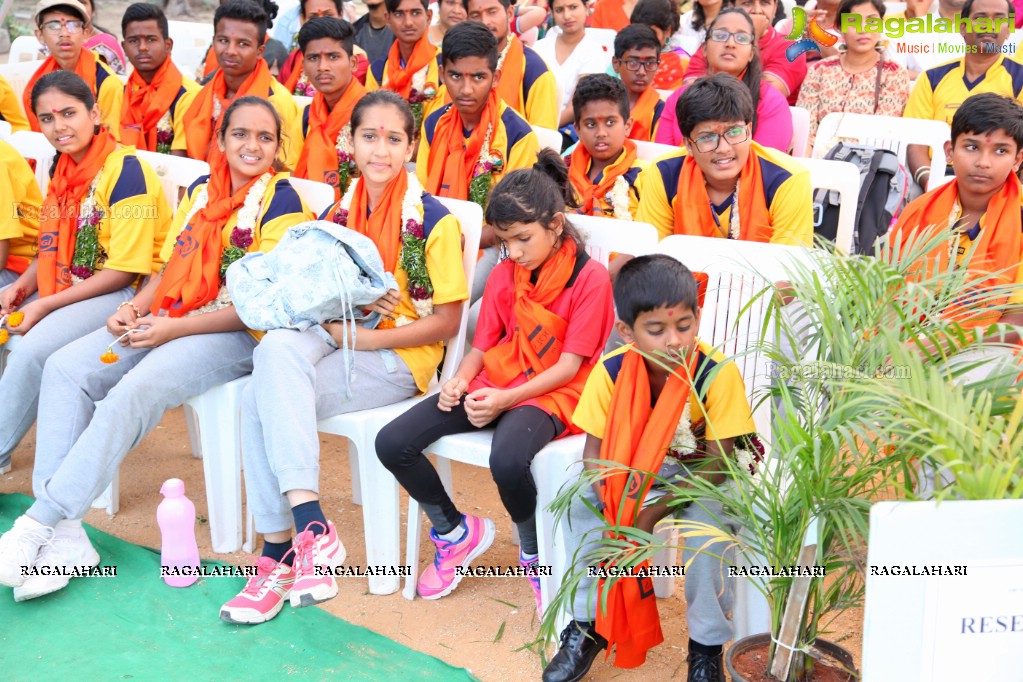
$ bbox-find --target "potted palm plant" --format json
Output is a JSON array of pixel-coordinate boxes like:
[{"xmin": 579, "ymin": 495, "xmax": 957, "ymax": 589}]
[{"xmin": 540, "ymin": 228, "xmax": 1022, "ymax": 681}]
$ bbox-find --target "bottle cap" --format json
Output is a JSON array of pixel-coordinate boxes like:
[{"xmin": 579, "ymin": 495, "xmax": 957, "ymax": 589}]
[{"xmin": 160, "ymin": 478, "xmax": 185, "ymax": 497}]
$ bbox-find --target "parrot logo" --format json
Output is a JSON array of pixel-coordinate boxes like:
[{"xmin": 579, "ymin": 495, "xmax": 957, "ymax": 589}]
[{"xmin": 785, "ymin": 7, "xmax": 839, "ymax": 61}]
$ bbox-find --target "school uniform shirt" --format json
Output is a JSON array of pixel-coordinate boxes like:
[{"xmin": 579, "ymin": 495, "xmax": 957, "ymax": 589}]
[
  {"xmin": 948, "ymin": 207, "xmax": 1023, "ymax": 307},
  {"xmin": 903, "ymin": 56, "xmax": 1023, "ymax": 125},
  {"xmin": 573, "ymin": 340, "xmax": 756, "ymax": 448},
  {"xmin": 634, "ymin": 144, "xmax": 814, "ymax": 244},
  {"xmin": 502, "ymin": 41, "xmax": 561, "ymax": 130},
  {"xmin": 569, "ymin": 149, "xmax": 646, "ymax": 218},
  {"xmin": 0, "ymin": 140, "xmax": 42, "ymax": 268},
  {"xmin": 417, "ymin": 100, "xmax": 540, "ymax": 192},
  {"xmin": 468, "ymin": 254, "xmax": 616, "ymax": 414},
  {"xmin": 25, "ymin": 52, "xmax": 124, "ymax": 137},
  {"xmin": 629, "ymin": 94, "xmax": 666, "ymax": 143},
  {"xmin": 365, "ymin": 50, "xmax": 442, "ymax": 95},
  {"xmin": 128, "ymin": 74, "xmax": 200, "ymax": 153},
  {"xmin": 318, "ymin": 194, "xmax": 468, "ymax": 393},
  {"xmin": 0, "ymin": 74, "xmax": 29, "ymax": 133}
]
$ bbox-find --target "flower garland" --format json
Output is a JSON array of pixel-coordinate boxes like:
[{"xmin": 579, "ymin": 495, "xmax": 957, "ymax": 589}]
[
  {"xmin": 70, "ymin": 172, "xmax": 107, "ymax": 283},
  {"xmin": 468, "ymin": 123, "xmax": 504, "ymax": 212},
  {"xmin": 668, "ymin": 401, "xmax": 765, "ymax": 476},
  {"xmin": 335, "ymin": 124, "xmax": 356, "ymax": 196},
  {"xmin": 155, "ymin": 109, "xmax": 173, "ymax": 154},
  {"xmin": 332, "ymin": 171, "xmax": 433, "ymax": 325},
  {"xmin": 605, "ymin": 176, "xmax": 633, "ymax": 221},
  {"xmin": 406, "ymin": 65, "xmax": 437, "ymax": 140},
  {"xmin": 293, "ymin": 73, "xmax": 316, "ymax": 97},
  {"xmin": 496, "ymin": 36, "xmax": 514, "ymax": 73}
]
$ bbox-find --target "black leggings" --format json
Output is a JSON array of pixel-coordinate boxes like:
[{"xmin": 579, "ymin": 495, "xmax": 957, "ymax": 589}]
[{"xmin": 375, "ymin": 395, "xmax": 565, "ymax": 530}]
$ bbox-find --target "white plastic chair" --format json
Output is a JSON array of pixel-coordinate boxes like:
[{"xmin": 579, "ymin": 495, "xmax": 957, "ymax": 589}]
[
  {"xmin": 8, "ymin": 130, "xmax": 55, "ymax": 193},
  {"xmin": 531, "ymin": 125, "xmax": 563, "ymax": 154},
  {"xmin": 167, "ymin": 20, "xmax": 214, "ymax": 50},
  {"xmin": 135, "ymin": 150, "xmax": 209, "ymax": 211},
  {"xmin": 792, "ymin": 156, "xmax": 860, "ymax": 254},
  {"xmin": 656, "ymin": 89, "xmax": 673, "ymax": 101},
  {"xmin": 293, "ymin": 95, "xmax": 313, "ymax": 109},
  {"xmin": 633, "ymin": 138, "xmax": 677, "ymax": 163},
  {"xmin": 170, "ymin": 43, "xmax": 210, "ymax": 82},
  {"xmin": 811, "ymin": 112, "xmax": 950, "ymax": 191},
  {"xmin": 289, "ymin": 177, "xmax": 337, "ymax": 215},
  {"xmin": 789, "ymin": 106, "xmax": 810, "ymax": 158},
  {"xmin": 403, "ymin": 217, "xmax": 660, "ymax": 619},
  {"xmin": 8, "ymin": 36, "xmax": 43, "ymax": 64},
  {"xmin": 0, "ymin": 60, "xmax": 45, "ymax": 116},
  {"xmin": 0, "ymin": 121, "xmax": 11, "ymax": 140}
]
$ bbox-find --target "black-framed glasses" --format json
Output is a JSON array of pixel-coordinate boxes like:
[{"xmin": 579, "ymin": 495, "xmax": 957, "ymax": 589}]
[
  {"xmin": 619, "ymin": 58, "xmax": 660, "ymax": 72},
  {"xmin": 708, "ymin": 29, "xmax": 755, "ymax": 45},
  {"xmin": 40, "ymin": 19, "xmax": 85, "ymax": 33},
  {"xmin": 689, "ymin": 125, "xmax": 750, "ymax": 152}
]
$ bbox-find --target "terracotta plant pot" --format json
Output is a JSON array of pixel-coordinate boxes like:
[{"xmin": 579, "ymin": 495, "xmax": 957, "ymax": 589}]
[{"xmin": 725, "ymin": 632, "xmax": 858, "ymax": 682}]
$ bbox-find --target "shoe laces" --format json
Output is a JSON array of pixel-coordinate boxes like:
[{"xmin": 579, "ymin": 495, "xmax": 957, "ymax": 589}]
[
  {"xmin": 242, "ymin": 556, "xmax": 281, "ymax": 595},
  {"xmin": 15, "ymin": 527, "xmax": 54, "ymax": 563},
  {"xmin": 559, "ymin": 622, "xmax": 586, "ymax": 649}
]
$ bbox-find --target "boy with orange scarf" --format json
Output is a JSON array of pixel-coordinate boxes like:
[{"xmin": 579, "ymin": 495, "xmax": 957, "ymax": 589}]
[
  {"xmin": 543, "ymin": 255, "xmax": 758, "ymax": 682},
  {"xmin": 172, "ymin": 0, "xmax": 301, "ymax": 169},
  {"xmin": 293, "ymin": 17, "xmax": 366, "ymax": 199},
  {"xmin": 419, "ymin": 21, "xmax": 539, "ymax": 303},
  {"xmin": 612, "ymin": 25, "xmax": 666, "ymax": 143},
  {"xmin": 24, "ymin": 0, "xmax": 122, "ymax": 136},
  {"xmin": 119, "ymin": 4, "xmax": 199, "ymax": 154},
  {"xmin": 635, "ymin": 74, "xmax": 812, "ymax": 245}
]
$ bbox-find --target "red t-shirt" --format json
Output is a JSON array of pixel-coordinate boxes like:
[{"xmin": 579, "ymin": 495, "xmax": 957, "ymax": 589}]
[
  {"xmin": 468, "ymin": 255, "xmax": 615, "ymax": 415},
  {"xmin": 684, "ymin": 27, "xmax": 807, "ymax": 106}
]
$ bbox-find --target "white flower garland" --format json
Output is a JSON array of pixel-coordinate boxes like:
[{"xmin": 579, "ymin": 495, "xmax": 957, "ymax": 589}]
[
  {"xmin": 180, "ymin": 172, "xmax": 273, "ymax": 317},
  {"xmin": 411, "ymin": 62, "xmax": 429, "ymax": 96},
  {"xmin": 496, "ymin": 35, "xmax": 514, "ymax": 73},
  {"xmin": 70, "ymin": 172, "xmax": 105, "ymax": 285},
  {"xmin": 608, "ymin": 176, "xmax": 633, "ymax": 221},
  {"xmin": 668, "ymin": 400, "xmax": 760, "ymax": 478}
]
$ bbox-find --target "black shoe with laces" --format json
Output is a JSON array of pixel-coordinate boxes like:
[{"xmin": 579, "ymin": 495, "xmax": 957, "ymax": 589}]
[
  {"xmin": 686, "ymin": 648, "xmax": 725, "ymax": 682},
  {"xmin": 542, "ymin": 620, "xmax": 608, "ymax": 682}
]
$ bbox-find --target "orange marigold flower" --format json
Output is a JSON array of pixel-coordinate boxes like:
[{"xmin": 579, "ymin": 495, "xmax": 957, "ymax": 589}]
[
  {"xmin": 378, "ymin": 317, "xmax": 396, "ymax": 330},
  {"xmin": 100, "ymin": 350, "xmax": 120, "ymax": 364},
  {"xmin": 0, "ymin": 328, "xmax": 7, "ymax": 345},
  {"xmin": 7, "ymin": 312, "xmax": 24, "ymax": 327}
]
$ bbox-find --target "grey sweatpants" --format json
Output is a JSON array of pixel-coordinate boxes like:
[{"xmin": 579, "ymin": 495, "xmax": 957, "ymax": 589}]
[
  {"xmin": 564, "ymin": 470, "xmax": 737, "ymax": 646},
  {"xmin": 0, "ymin": 286, "xmax": 134, "ymax": 464},
  {"xmin": 241, "ymin": 328, "xmax": 418, "ymax": 534},
  {"xmin": 27, "ymin": 324, "xmax": 257, "ymax": 527},
  {"xmin": 0, "ymin": 269, "xmax": 17, "ymax": 289}
]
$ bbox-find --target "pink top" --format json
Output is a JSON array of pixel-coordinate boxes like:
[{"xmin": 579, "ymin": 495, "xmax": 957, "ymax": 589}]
[
  {"xmin": 656, "ymin": 79, "xmax": 793, "ymax": 152},
  {"xmin": 684, "ymin": 27, "xmax": 807, "ymax": 105}
]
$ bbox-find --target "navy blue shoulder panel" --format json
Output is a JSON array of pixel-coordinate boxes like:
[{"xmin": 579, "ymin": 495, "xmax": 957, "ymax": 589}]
[
  {"xmin": 500, "ymin": 106, "xmax": 534, "ymax": 152},
  {"xmin": 109, "ymin": 155, "xmax": 148, "ymax": 205},
  {"xmin": 757, "ymin": 153, "xmax": 795, "ymax": 207},
  {"xmin": 658, "ymin": 155, "xmax": 685, "ymax": 205},
  {"xmin": 302, "ymin": 105, "xmax": 311, "ymax": 137},
  {"xmin": 522, "ymin": 45, "xmax": 550, "ymax": 100},
  {"xmin": 1002, "ymin": 57, "xmax": 1023, "ymax": 97},
  {"xmin": 692, "ymin": 350, "xmax": 719, "ymax": 400},
  {"xmin": 371, "ymin": 58, "xmax": 386, "ymax": 85},
  {"xmin": 421, "ymin": 193, "xmax": 451, "ymax": 242},
  {"xmin": 261, "ymin": 178, "xmax": 305, "ymax": 224},
  {"xmin": 424, "ymin": 104, "xmax": 451, "ymax": 147},
  {"xmin": 604, "ymin": 352, "xmax": 626, "ymax": 384},
  {"xmin": 622, "ymin": 165, "xmax": 642, "ymax": 187},
  {"xmin": 186, "ymin": 174, "xmax": 210, "ymax": 199},
  {"xmin": 926, "ymin": 59, "xmax": 961, "ymax": 92},
  {"xmin": 652, "ymin": 99, "xmax": 666, "ymax": 128}
]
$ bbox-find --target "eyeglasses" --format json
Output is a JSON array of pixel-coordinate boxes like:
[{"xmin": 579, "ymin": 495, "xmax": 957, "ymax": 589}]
[
  {"xmin": 689, "ymin": 125, "xmax": 750, "ymax": 152},
  {"xmin": 708, "ymin": 29, "xmax": 755, "ymax": 45},
  {"xmin": 40, "ymin": 19, "xmax": 85, "ymax": 33},
  {"xmin": 619, "ymin": 58, "xmax": 660, "ymax": 72}
]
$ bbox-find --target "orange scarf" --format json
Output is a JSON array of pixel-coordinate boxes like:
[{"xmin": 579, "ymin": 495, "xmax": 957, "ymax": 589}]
[
  {"xmin": 202, "ymin": 45, "xmax": 217, "ymax": 78},
  {"xmin": 628, "ymin": 88, "xmax": 661, "ymax": 142},
  {"xmin": 342, "ymin": 171, "xmax": 408, "ymax": 271},
  {"xmin": 283, "ymin": 51, "xmax": 304, "ymax": 93},
  {"xmin": 24, "ymin": 50, "xmax": 98, "ymax": 131},
  {"xmin": 424, "ymin": 91, "xmax": 502, "ymax": 201},
  {"xmin": 496, "ymin": 35, "xmax": 525, "ymax": 112},
  {"xmin": 37, "ymin": 128, "xmax": 118, "ymax": 296},
  {"xmin": 481, "ymin": 238, "xmax": 589, "ymax": 430},
  {"xmin": 294, "ymin": 79, "xmax": 366, "ymax": 198},
  {"xmin": 673, "ymin": 143, "xmax": 773, "ymax": 241},
  {"xmin": 590, "ymin": 0, "xmax": 631, "ymax": 31},
  {"xmin": 895, "ymin": 177, "xmax": 1022, "ymax": 329},
  {"xmin": 383, "ymin": 35, "xmax": 436, "ymax": 98},
  {"xmin": 120, "ymin": 58, "xmax": 184, "ymax": 151},
  {"xmin": 183, "ymin": 59, "xmax": 275, "ymax": 164},
  {"xmin": 151, "ymin": 164, "xmax": 271, "ymax": 316},
  {"xmin": 568, "ymin": 141, "xmax": 638, "ymax": 216}
]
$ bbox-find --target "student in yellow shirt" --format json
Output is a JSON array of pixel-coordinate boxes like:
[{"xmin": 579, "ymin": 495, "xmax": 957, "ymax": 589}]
[
  {"xmin": 0, "ymin": 97, "xmax": 313, "ymax": 598},
  {"xmin": 635, "ymin": 74, "xmax": 813, "ymax": 244},
  {"xmin": 173, "ymin": 0, "xmax": 302, "ymax": 169},
  {"xmin": 465, "ymin": 0, "xmax": 559, "ymax": 129},
  {"xmin": 24, "ymin": 0, "xmax": 122, "ymax": 136},
  {"xmin": 119, "ymin": 3, "xmax": 200, "ymax": 154},
  {"xmin": 0, "ymin": 142, "xmax": 43, "ymax": 289},
  {"xmin": 0, "ymin": 74, "xmax": 30, "ymax": 133},
  {"xmin": 0, "ymin": 71, "xmax": 172, "ymax": 476},
  {"xmin": 612, "ymin": 25, "xmax": 666, "ymax": 142},
  {"xmin": 220, "ymin": 91, "xmax": 468, "ymax": 625}
]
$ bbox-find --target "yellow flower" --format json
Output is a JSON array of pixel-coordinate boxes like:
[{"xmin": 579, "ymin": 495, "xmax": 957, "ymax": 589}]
[
  {"xmin": 100, "ymin": 349, "xmax": 120, "ymax": 364},
  {"xmin": 0, "ymin": 328, "xmax": 7, "ymax": 345},
  {"xmin": 7, "ymin": 311, "xmax": 24, "ymax": 327}
]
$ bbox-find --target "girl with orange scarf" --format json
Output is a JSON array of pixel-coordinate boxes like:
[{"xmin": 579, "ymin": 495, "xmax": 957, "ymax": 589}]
[
  {"xmin": 0, "ymin": 71, "xmax": 171, "ymax": 478},
  {"xmin": 376, "ymin": 150, "xmax": 615, "ymax": 617},
  {"xmin": 221, "ymin": 92, "xmax": 467, "ymax": 625},
  {"xmin": 0, "ymin": 96, "xmax": 312, "ymax": 597}
]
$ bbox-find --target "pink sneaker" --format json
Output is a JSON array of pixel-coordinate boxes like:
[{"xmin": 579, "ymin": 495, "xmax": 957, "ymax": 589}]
[
  {"xmin": 418, "ymin": 514, "xmax": 495, "ymax": 600},
  {"xmin": 290, "ymin": 521, "xmax": 346, "ymax": 608},
  {"xmin": 220, "ymin": 556, "xmax": 295, "ymax": 624},
  {"xmin": 521, "ymin": 552, "xmax": 543, "ymax": 618}
]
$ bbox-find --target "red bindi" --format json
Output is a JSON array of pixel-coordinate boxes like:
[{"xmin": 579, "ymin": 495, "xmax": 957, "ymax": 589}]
[{"xmin": 666, "ymin": 309, "xmax": 674, "ymax": 317}]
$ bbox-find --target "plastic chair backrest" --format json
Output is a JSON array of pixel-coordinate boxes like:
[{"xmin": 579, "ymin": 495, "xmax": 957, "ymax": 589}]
[
  {"xmin": 0, "ymin": 60, "xmax": 45, "ymax": 113},
  {"xmin": 0, "ymin": 121, "xmax": 10, "ymax": 140},
  {"xmin": 135, "ymin": 150, "xmax": 209, "ymax": 212},
  {"xmin": 290, "ymin": 177, "xmax": 337, "ymax": 216},
  {"xmin": 171, "ymin": 43, "xmax": 211, "ymax": 81},
  {"xmin": 8, "ymin": 130, "xmax": 55, "ymax": 192},
  {"xmin": 789, "ymin": 105, "xmax": 810, "ymax": 158},
  {"xmin": 8, "ymin": 36, "xmax": 43, "ymax": 64},
  {"xmin": 294, "ymin": 95, "xmax": 313, "ymax": 109},
  {"xmin": 531, "ymin": 125, "xmax": 562, "ymax": 154},
  {"xmin": 167, "ymin": 20, "xmax": 214, "ymax": 49},
  {"xmin": 633, "ymin": 138, "xmax": 677, "ymax": 163},
  {"xmin": 791, "ymin": 156, "xmax": 860, "ymax": 254},
  {"xmin": 570, "ymin": 214, "xmax": 658, "ymax": 267},
  {"xmin": 434, "ymin": 197, "xmax": 484, "ymax": 380}
]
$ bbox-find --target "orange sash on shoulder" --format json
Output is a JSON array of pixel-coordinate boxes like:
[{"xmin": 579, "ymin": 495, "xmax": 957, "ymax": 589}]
[
  {"xmin": 482, "ymin": 238, "xmax": 589, "ymax": 429},
  {"xmin": 37, "ymin": 128, "xmax": 117, "ymax": 296},
  {"xmin": 568, "ymin": 141, "xmax": 638, "ymax": 216},
  {"xmin": 182, "ymin": 59, "xmax": 275, "ymax": 164},
  {"xmin": 151, "ymin": 163, "xmax": 272, "ymax": 316},
  {"xmin": 120, "ymin": 58, "xmax": 184, "ymax": 151},
  {"xmin": 627, "ymin": 88, "xmax": 660, "ymax": 142},
  {"xmin": 383, "ymin": 35, "xmax": 436, "ymax": 98},
  {"xmin": 342, "ymin": 171, "xmax": 408, "ymax": 271},
  {"xmin": 282, "ymin": 50, "xmax": 304, "ymax": 93},
  {"xmin": 496, "ymin": 35, "xmax": 525, "ymax": 112},
  {"xmin": 894, "ymin": 177, "xmax": 1022, "ymax": 329},
  {"xmin": 424, "ymin": 91, "xmax": 502, "ymax": 201},
  {"xmin": 673, "ymin": 143, "xmax": 773, "ymax": 241},
  {"xmin": 24, "ymin": 50, "xmax": 99, "ymax": 131},
  {"xmin": 294, "ymin": 78, "xmax": 366, "ymax": 198}
]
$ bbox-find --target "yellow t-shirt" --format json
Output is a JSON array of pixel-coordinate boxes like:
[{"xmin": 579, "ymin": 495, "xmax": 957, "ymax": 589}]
[
  {"xmin": 904, "ymin": 56, "xmax": 1023, "ymax": 125},
  {"xmin": 131, "ymin": 74, "xmax": 200, "ymax": 153},
  {"xmin": 568, "ymin": 147, "xmax": 647, "ymax": 218},
  {"xmin": 948, "ymin": 208, "xmax": 1023, "ymax": 307},
  {"xmin": 0, "ymin": 74, "xmax": 30, "ymax": 133},
  {"xmin": 95, "ymin": 58, "xmax": 124, "ymax": 140},
  {"xmin": 365, "ymin": 48, "xmax": 441, "ymax": 94},
  {"xmin": 634, "ymin": 143, "xmax": 814, "ymax": 245},
  {"xmin": 573, "ymin": 341, "xmax": 756, "ymax": 446},
  {"xmin": 0, "ymin": 140, "xmax": 42, "ymax": 266}
]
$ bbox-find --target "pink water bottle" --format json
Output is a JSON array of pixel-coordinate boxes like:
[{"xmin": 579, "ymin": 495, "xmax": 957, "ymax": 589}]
[{"xmin": 157, "ymin": 478, "xmax": 201, "ymax": 587}]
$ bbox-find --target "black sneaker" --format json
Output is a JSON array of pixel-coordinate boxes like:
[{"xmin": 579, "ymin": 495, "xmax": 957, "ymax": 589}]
[
  {"xmin": 686, "ymin": 649, "xmax": 725, "ymax": 682},
  {"xmin": 542, "ymin": 620, "xmax": 608, "ymax": 682}
]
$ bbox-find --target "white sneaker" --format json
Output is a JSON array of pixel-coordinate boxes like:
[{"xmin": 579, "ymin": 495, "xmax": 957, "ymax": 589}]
[
  {"xmin": 0, "ymin": 516, "xmax": 54, "ymax": 588},
  {"xmin": 13, "ymin": 519, "xmax": 100, "ymax": 601}
]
